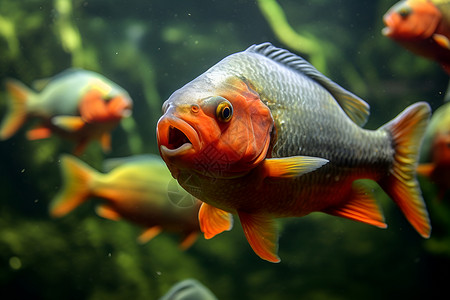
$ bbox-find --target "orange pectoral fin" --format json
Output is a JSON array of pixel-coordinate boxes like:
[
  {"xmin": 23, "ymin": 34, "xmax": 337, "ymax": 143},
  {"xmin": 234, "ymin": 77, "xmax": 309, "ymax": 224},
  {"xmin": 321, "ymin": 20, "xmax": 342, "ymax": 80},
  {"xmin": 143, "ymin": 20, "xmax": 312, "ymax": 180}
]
[
  {"xmin": 51, "ymin": 116, "xmax": 86, "ymax": 132},
  {"xmin": 433, "ymin": 34, "xmax": 450, "ymax": 50},
  {"xmin": 95, "ymin": 205, "xmax": 122, "ymax": 221},
  {"xmin": 238, "ymin": 211, "xmax": 280, "ymax": 263},
  {"xmin": 138, "ymin": 226, "xmax": 163, "ymax": 244},
  {"xmin": 198, "ymin": 202, "xmax": 233, "ymax": 239},
  {"xmin": 262, "ymin": 156, "xmax": 328, "ymax": 178},
  {"xmin": 323, "ymin": 181, "xmax": 387, "ymax": 229}
]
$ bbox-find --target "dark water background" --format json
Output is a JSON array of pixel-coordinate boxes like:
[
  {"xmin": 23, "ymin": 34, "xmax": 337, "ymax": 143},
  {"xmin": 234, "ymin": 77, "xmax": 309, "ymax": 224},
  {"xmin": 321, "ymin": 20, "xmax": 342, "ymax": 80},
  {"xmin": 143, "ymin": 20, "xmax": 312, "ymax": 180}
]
[{"xmin": 1, "ymin": 0, "xmax": 449, "ymax": 299}]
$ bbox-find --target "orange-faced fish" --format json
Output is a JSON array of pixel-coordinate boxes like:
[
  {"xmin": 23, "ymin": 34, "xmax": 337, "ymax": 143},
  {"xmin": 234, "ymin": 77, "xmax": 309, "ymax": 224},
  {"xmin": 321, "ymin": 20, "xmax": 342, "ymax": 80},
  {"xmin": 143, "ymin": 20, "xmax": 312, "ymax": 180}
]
[
  {"xmin": 417, "ymin": 101, "xmax": 450, "ymax": 199},
  {"xmin": 50, "ymin": 154, "xmax": 201, "ymax": 249},
  {"xmin": 0, "ymin": 68, "xmax": 133, "ymax": 155},
  {"xmin": 156, "ymin": 43, "xmax": 431, "ymax": 263},
  {"xmin": 382, "ymin": 0, "xmax": 450, "ymax": 73}
]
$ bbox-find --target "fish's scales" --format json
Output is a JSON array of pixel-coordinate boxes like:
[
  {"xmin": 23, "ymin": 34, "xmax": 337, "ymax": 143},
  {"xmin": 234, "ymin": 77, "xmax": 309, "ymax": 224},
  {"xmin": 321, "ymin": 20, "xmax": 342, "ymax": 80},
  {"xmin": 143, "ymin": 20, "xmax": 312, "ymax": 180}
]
[{"xmin": 170, "ymin": 44, "xmax": 395, "ymax": 215}]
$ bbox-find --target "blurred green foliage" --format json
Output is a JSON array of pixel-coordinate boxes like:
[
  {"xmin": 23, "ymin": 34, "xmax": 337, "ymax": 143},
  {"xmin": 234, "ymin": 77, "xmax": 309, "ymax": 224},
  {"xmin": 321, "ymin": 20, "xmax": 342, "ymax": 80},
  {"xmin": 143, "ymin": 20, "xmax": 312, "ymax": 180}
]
[{"xmin": 1, "ymin": 0, "xmax": 449, "ymax": 299}]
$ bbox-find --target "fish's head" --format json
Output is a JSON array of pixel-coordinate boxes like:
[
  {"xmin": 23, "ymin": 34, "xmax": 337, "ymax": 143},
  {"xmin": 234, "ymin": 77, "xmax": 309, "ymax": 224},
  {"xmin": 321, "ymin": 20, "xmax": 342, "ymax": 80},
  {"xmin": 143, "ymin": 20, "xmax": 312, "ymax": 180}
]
[
  {"xmin": 157, "ymin": 75, "xmax": 273, "ymax": 179},
  {"xmin": 79, "ymin": 88, "xmax": 133, "ymax": 123},
  {"xmin": 382, "ymin": 0, "xmax": 441, "ymax": 40}
]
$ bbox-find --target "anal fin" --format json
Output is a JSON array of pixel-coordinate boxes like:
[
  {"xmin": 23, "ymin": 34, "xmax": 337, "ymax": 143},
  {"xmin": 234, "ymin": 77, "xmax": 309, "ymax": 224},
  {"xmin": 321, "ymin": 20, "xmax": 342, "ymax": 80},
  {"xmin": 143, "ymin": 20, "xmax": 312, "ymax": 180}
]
[
  {"xmin": 198, "ymin": 202, "xmax": 233, "ymax": 239},
  {"xmin": 179, "ymin": 231, "xmax": 199, "ymax": 250},
  {"xmin": 323, "ymin": 180, "xmax": 387, "ymax": 229},
  {"xmin": 27, "ymin": 126, "xmax": 52, "ymax": 140},
  {"xmin": 238, "ymin": 211, "xmax": 280, "ymax": 263}
]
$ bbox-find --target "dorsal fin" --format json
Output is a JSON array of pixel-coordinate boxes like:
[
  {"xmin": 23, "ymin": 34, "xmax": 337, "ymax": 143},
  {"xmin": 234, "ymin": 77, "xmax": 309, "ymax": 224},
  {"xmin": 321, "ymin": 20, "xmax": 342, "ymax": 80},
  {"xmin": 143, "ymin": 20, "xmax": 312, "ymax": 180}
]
[{"xmin": 246, "ymin": 43, "xmax": 370, "ymax": 126}]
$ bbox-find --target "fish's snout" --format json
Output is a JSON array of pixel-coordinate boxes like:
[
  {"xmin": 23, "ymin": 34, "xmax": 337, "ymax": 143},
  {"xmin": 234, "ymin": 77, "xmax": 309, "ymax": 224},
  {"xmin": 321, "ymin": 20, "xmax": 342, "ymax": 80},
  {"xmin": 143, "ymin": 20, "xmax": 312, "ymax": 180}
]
[
  {"xmin": 157, "ymin": 115, "xmax": 201, "ymax": 159},
  {"xmin": 108, "ymin": 96, "xmax": 133, "ymax": 118}
]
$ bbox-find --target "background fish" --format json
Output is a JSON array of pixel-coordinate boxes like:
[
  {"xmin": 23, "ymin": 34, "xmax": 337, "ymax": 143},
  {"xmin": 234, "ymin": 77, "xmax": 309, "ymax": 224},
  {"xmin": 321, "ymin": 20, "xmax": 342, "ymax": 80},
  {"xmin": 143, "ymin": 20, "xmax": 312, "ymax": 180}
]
[
  {"xmin": 417, "ymin": 101, "xmax": 450, "ymax": 199},
  {"xmin": 159, "ymin": 279, "xmax": 218, "ymax": 300},
  {"xmin": 50, "ymin": 154, "xmax": 201, "ymax": 249},
  {"xmin": 382, "ymin": 0, "xmax": 450, "ymax": 73},
  {"xmin": 156, "ymin": 43, "xmax": 431, "ymax": 262},
  {"xmin": 0, "ymin": 68, "xmax": 133, "ymax": 155}
]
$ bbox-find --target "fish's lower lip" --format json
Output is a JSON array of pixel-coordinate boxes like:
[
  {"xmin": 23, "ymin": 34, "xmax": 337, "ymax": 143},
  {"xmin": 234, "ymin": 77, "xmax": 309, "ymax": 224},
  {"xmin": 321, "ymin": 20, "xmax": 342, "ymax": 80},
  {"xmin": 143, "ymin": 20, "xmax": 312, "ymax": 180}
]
[
  {"xmin": 160, "ymin": 143, "xmax": 193, "ymax": 157},
  {"xmin": 157, "ymin": 114, "xmax": 201, "ymax": 156}
]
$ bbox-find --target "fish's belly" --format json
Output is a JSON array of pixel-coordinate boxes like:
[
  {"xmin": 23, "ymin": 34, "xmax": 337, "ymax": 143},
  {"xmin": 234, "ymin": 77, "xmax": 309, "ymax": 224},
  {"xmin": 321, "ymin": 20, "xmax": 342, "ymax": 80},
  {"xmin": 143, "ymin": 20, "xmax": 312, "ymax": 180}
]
[{"xmin": 179, "ymin": 164, "xmax": 381, "ymax": 218}]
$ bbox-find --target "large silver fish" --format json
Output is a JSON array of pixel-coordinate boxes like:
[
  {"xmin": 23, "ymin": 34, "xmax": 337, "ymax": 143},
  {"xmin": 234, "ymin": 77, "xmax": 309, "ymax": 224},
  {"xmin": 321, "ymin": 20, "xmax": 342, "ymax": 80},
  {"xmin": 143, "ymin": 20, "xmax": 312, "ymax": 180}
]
[{"xmin": 156, "ymin": 43, "xmax": 431, "ymax": 262}]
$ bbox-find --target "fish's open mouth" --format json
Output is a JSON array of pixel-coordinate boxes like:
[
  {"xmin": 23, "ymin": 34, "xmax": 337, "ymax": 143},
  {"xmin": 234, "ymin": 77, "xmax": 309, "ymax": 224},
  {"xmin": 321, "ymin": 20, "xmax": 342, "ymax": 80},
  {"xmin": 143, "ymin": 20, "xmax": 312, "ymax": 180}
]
[{"xmin": 157, "ymin": 115, "xmax": 200, "ymax": 157}]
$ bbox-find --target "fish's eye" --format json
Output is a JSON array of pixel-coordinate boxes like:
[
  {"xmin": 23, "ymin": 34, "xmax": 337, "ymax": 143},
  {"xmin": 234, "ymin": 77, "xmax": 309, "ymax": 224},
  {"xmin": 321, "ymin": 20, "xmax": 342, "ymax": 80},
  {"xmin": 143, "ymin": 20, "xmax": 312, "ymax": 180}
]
[
  {"xmin": 216, "ymin": 101, "xmax": 233, "ymax": 122},
  {"xmin": 398, "ymin": 6, "xmax": 411, "ymax": 18}
]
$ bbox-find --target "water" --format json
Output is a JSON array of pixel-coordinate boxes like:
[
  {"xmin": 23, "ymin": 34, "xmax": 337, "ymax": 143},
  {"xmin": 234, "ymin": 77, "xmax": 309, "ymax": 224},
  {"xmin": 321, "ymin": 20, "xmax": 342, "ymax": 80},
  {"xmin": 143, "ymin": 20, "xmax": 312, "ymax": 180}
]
[{"xmin": 0, "ymin": 0, "xmax": 449, "ymax": 299}]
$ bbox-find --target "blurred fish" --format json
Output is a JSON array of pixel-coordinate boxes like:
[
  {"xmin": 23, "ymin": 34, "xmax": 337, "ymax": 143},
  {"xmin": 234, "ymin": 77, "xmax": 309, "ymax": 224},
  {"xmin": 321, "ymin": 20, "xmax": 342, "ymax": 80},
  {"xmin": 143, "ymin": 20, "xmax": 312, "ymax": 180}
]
[
  {"xmin": 159, "ymin": 279, "xmax": 218, "ymax": 300},
  {"xmin": 417, "ymin": 102, "xmax": 450, "ymax": 199},
  {"xmin": 0, "ymin": 68, "xmax": 133, "ymax": 155},
  {"xmin": 382, "ymin": 0, "xmax": 450, "ymax": 73},
  {"xmin": 156, "ymin": 43, "xmax": 431, "ymax": 262},
  {"xmin": 50, "ymin": 154, "xmax": 201, "ymax": 249}
]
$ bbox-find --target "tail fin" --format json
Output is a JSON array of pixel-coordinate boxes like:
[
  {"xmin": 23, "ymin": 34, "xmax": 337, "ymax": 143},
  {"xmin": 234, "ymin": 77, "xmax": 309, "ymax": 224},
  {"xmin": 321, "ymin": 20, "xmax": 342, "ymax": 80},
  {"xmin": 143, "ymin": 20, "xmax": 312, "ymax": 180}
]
[
  {"xmin": 380, "ymin": 102, "xmax": 431, "ymax": 238},
  {"xmin": 49, "ymin": 154, "xmax": 96, "ymax": 217},
  {"xmin": 0, "ymin": 79, "xmax": 33, "ymax": 140}
]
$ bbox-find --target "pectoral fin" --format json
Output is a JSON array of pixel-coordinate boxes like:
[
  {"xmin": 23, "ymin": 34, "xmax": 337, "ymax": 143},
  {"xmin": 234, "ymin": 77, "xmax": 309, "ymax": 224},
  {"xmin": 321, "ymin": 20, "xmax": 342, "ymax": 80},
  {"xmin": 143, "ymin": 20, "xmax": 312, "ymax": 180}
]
[
  {"xmin": 52, "ymin": 116, "xmax": 85, "ymax": 132},
  {"xmin": 433, "ymin": 33, "xmax": 450, "ymax": 50},
  {"xmin": 262, "ymin": 156, "xmax": 328, "ymax": 178},
  {"xmin": 138, "ymin": 226, "xmax": 162, "ymax": 244},
  {"xmin": 323, "ymin": 181, "xmax": 387, "ymax": 228},
  {"xmin": 198, "ymin": 202, "xmax": 233, "ymax": 239},
  {"xmin": 238, "ymin": 211, "xmax": 280, "ymax": 263}
]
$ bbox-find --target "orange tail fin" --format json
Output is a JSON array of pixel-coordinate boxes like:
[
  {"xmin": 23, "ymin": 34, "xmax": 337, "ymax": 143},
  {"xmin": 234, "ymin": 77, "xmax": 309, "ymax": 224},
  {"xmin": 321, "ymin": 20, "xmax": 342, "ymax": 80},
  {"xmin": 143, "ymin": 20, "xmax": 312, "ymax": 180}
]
[
  {"xmin": 380, "ymin": 102, "xmax": 431, "ymax": 238},
  {"xmin": 49, "ymin": 154, "xmax": 97, "ymax": 217},
  {"xmin": 0, "ymin": 79, "xmax": 33, "ymax": 140}
]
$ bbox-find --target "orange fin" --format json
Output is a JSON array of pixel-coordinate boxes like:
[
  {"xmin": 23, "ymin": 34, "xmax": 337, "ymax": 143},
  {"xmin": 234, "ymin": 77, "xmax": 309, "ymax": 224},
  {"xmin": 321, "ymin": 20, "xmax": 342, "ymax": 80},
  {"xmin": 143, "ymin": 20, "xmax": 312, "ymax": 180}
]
[
  {"xmin": 179, "ymin": 231, "xmax": 199, "ymax": 250},
  {"xmin": 198, "ymin": 202, "xmax": 233, "ymax": 239},
  {"xmin": 95, "ymin": 205, "xmax": 121, "ymax": 221},
  {"xmin": 137, "ymin": 226, "xmax": 162, "ymax": 244},
  {"xmin": 238, "ymin": 211, "xmax": 280, "ymax": 263},
  {"xmin": 380, "ymin": 102, "xmax": 431, "ymax": 238},
  {"xmin": 26, "ymin": 126, "xmax": 52, "ymax": 140},
  {"xmin": 433, "ymin": 33, "xmax": 450, "ymax": 50},
  {"xmin": 262, "ymin": 156, "xmax": 328, "ymax": 178},
  {"xmin": 323, "ymin": 181, "xmax": 387, "ymax": 228},
  {"xmin": 416, "ymin": 163, "xmax": 435, "ymax": 178},
  {"xmin": 0, "ymin": 79, "xmax": 31, "ymax": 140},
  {"xmin": 51, "ymin": 116, "xmax": 85, "ymax": 132},
  {"xmin": 49, "ymin": 155, "xmax": 96, "ymax": 217},
  {"xmin": 100, "ymin": 133, "xmax": 111, "ymax": 153}
]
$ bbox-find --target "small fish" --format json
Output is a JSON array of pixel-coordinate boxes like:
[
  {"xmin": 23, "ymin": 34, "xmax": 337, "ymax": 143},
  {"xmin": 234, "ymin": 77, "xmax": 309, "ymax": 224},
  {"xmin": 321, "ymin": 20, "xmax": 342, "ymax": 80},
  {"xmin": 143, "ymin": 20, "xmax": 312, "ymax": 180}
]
[
  {"xmin": 156, "ymin": 43, "xmax": 431, "ymax": 262},
  {"xmin": 159, "ymin": 279, "xmax": 218, "ymax": 300},
  {"xmin": 417, "ymin": 102, "xmax": 450, "ymax": 199},
  {"xmin": 50, "ymin": 154, "xmax": 201, "ymax": 249},
  {"xmin": 382, "ymin": 0, "xmax": 450, "ymax": 73},
  {"xmin": 0, "ymin": 68, "xmax": 133, "ymax": 155}
]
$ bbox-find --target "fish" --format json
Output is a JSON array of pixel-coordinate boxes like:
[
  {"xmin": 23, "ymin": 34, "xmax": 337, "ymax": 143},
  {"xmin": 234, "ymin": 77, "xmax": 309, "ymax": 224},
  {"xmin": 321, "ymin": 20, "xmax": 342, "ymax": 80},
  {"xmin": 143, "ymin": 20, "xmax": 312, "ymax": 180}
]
[
  {"xmin": 417, "ymin": 102, "xmax": 450, "ymax": 199},
  {"xmin": 159, "ymin": 279, "xmax": 218, "ymax": 300},
  {"xmin": 382, "ymin": 0, "xmax": 450, "ymax": 73},
  {"xmin": 0, "ymin": 68, "xmax": 133, "ymax": 155},
  {"xmin": 50, "ymin": 154, "xmax": 201, "ymax": 249},
  {"xmin": 156, "ymin": 42, "xmax": 432, "ymax": 263}
]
